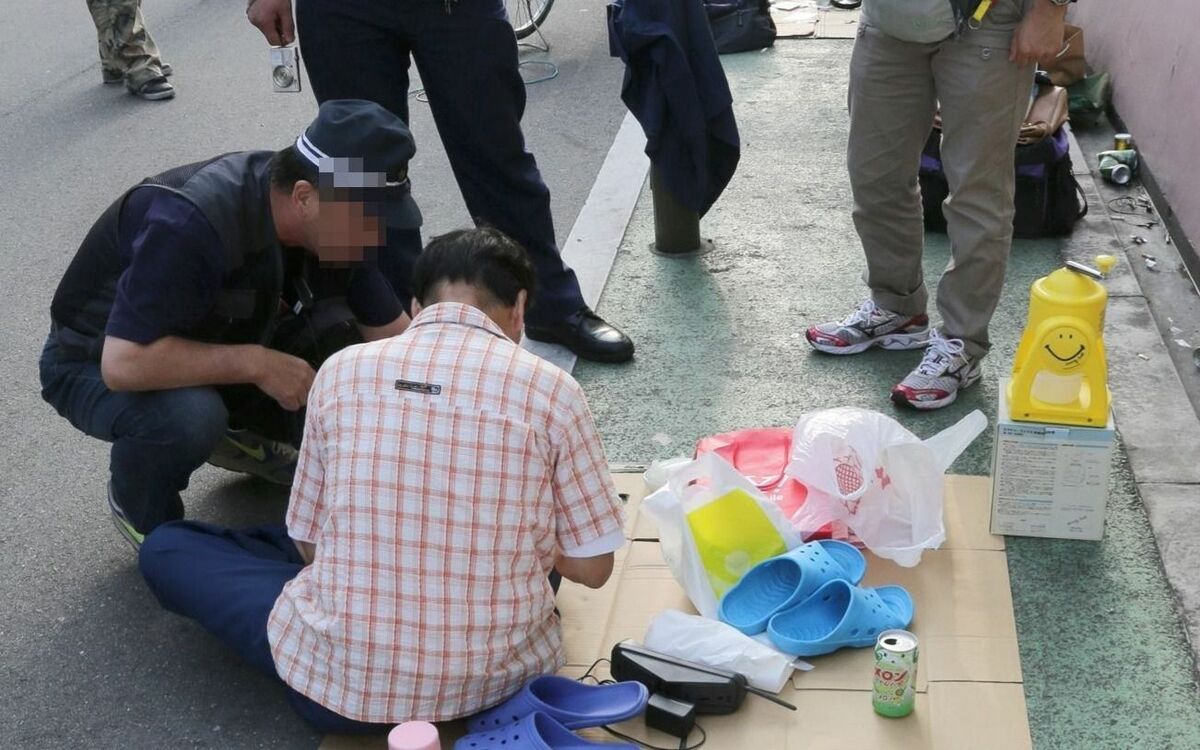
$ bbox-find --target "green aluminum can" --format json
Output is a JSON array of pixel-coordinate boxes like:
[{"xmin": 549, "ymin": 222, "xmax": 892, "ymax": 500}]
[
  {"xmin": 873, "ymin": 629, "xmax": 919, "ymax": 718},
  {"xmin": 1097, "ymin": 149, "xmax": 1139, "ymax": 186}
]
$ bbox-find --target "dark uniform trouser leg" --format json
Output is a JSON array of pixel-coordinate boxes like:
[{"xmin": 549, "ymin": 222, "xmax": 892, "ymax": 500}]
[
  {"xmin": 296, "ymin": 0, "xmax": 586, "ymax": 325},
  {"xmin": 139, "ymin": 521, "xmax": 390, "ymax": 734},
  {"xmin": 39, "ymin": 333, "xmax": 226, "ymax": 534}
]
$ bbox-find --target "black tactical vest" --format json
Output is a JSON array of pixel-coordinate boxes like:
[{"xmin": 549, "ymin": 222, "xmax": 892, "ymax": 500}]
[{"xmin": 49, "ymin": 151, "xmax": 283, "ymax": 360}]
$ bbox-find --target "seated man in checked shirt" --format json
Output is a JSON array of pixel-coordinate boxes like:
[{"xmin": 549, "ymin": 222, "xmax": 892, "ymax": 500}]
[{"xmin": 137, "ymin": 227, "xmax": 626, "ymax": 734}]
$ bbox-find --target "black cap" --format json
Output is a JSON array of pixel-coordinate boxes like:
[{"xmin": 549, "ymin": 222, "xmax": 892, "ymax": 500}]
[{"xmin": 294, "ymin": 99, "xmax": 422, "ymax": 230}]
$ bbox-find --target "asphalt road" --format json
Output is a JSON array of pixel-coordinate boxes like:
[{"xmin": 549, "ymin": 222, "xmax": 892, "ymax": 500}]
[{"xmin": 0, "ymin": 1, "xmax": 627, "ymax": 747}]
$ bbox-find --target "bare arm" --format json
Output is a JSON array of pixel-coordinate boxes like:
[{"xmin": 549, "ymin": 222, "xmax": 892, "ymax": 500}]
[
  {"xmin": 101, "ymin": 335, "xmax": 316, "ymax": 410},
  {"xmin": 554, "ymin": 552, "xmax": 615, "ymax": 590},
  {"xmin": 358, "ymin": 312, "xmax": 412, "ymax": 342}
]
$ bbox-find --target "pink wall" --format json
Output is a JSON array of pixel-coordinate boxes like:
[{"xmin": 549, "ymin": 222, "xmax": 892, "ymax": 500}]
[{"xmin": 1069, "ymin": 2, "xmax": 1200, "ymax": 248}]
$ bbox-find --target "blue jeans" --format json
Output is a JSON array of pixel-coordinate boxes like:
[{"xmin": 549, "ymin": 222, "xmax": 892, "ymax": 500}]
[
  {"xmin": 295, "ymin": 0, "xmax": 585, "ymax": 326},
  {"xmin": 39, "ymin": 331, "xmax": 228, "ymax": 533},
  {"xmin": 139, "ymin": 521, "xmax": 390, "ymax": 734}
]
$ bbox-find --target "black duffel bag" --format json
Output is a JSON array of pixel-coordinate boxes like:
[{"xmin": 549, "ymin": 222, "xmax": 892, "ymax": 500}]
[
  {"xmin": 919, "ymin": 125, "xmax": 1087, "ymax": 239},
  {"xmin": 705, "ymin": 0, "xmax": 776, "ymax": 54}
]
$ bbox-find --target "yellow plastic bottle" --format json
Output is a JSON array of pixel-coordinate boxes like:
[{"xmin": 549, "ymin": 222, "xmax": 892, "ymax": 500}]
[{"xmin": 1008, "ymin": 256, "xmax": 1116, "ymax": 427}]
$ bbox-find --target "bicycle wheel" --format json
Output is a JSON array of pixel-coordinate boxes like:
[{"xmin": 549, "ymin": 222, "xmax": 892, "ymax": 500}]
[{"xmin": 506, "ymin": 0, "xmax": 555, "ymax": 39}]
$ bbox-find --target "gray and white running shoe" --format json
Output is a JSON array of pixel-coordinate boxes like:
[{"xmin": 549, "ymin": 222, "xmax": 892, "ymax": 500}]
[
  {"xmin": 806, "ymin": 299, "xmax": 930, "ymax": 355},
  {"xmin": 891, "ymin": 330, "xmax": 982, "ymax": 410}
]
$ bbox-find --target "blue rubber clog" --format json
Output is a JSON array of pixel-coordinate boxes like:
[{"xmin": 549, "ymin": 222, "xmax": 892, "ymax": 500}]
[
  {"xmin": 466, "ymin": 676, "xmax": 649, "ymax": 733},
  {"xmin": 766, "ymin": 578, "xmax": 915, "ymax": 657},
  {"xmin": 455, "ymin": 712, "xmax": 637, "ymax": 750},
  {"xmin": 717, "ymin": 540, "xmax": 867, "ymax": 635}
]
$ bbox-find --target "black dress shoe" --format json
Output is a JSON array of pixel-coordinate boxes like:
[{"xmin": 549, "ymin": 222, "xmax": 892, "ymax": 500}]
[{"xmin": 525, "ymin": 307, "xmax": 635, "ymax": 363}]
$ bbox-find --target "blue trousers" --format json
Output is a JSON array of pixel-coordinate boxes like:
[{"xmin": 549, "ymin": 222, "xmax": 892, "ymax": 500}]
[
  {"xmin": 295, "ymin": 0, "xmax": 585, "ymax": 326},
  {"xmin": 139, "ymin": 521, "xmax": 390, "ymax": 734},
  {"xmin": 39, "ymin": 332, "xmax": 228, "ymax": 533}
]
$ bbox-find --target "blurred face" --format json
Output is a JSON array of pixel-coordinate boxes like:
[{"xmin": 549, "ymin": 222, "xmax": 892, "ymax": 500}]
[{"xmin": 292, "ymin": 182, "xmax": 385, "ymax": 263}]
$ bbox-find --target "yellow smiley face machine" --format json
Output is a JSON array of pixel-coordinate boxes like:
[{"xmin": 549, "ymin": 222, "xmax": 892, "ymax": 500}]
[{"xmin": 1008, "ymin": 256, "xmax": 1117, "ymax": 427}]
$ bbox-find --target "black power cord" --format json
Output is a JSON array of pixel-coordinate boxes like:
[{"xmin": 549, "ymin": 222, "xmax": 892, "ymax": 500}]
[
  {"xmin": 1108, "ymin": 195, "xmax": 1154, "ymax": 216},
  {"xmin": 603, "ymin": 722, "xmax": 707, "ymax": 750},
  {"xmin": 579, "ymin": 657, "xmax": 613, "ymax": 685}
]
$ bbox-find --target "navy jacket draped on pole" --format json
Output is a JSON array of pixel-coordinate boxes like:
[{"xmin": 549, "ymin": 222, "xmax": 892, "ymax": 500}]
[{"xmin": 608, "ymin": 0, "xmax": 741, "ymax": 216}]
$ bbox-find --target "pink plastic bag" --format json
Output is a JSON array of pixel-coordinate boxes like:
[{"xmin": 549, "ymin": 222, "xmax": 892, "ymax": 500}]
[{"xmin": 694, "ymin": 428, "xmax": 842, "ymax": 540}]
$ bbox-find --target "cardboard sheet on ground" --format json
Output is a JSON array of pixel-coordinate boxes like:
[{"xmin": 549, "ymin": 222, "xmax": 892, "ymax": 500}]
[
  {"xmin": 321, "ymin": 473, "xmax": 1029, "ymax": 750},
  {"xmin": 771, "ymin": 2, "xmax": 861, "ymax": 39}
]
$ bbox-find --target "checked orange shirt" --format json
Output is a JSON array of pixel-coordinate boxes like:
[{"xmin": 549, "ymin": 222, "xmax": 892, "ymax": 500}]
[{"xmin": 266, "ymin": 302, "xmax": 626, "ymax": 724}]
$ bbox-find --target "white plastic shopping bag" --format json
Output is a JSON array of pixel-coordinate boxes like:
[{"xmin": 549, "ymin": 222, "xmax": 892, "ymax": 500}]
[
  {"xmin": 643, "ymin": 610, "xmax": 805, "ymax": 694},
  {"xmin": 785, "ymin": 408, "xmax": 987, "ymax": 567},
  {"xmin": 642, "ymin": 452, "xmax": 804, "ymax": 618},
  {"xmin": 643, "ymin": 456, "xmax": 691, "ymax": 493}
]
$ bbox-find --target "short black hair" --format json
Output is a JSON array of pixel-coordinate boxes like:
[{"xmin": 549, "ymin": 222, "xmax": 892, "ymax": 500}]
[
  {"xmin": 412, "ymin": 228, "xmax": 537, "ymax": 312},
  {"xmin": 269, "ymin": 145, "xmax": 316, "ymax": 191}
]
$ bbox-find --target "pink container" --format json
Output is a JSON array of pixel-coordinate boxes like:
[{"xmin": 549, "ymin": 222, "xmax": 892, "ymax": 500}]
[{"xmin": 388, "ymin": 721, "xmax": 440, "ymax": 750}]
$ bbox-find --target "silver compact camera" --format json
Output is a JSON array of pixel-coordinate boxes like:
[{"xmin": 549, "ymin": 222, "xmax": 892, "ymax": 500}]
[{"xmin": 269, "ymin": 45, "xmax": 302, "ymax": 93}]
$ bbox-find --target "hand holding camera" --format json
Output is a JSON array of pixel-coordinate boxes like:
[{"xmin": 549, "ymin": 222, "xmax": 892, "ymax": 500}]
[{"xmin": 247, "ymin": 0, "xmax": 302, "ymax": 92}]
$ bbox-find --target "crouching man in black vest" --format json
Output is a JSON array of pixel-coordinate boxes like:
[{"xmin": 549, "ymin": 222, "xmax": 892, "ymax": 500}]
[{"xmin": 40, "ymin": 99, "xmax": 420, "ymax": 549}]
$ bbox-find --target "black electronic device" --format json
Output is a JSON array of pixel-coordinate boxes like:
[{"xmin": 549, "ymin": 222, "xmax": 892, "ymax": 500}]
[
  {"xmin": 610, "ymin": 642, "xmax": 795, "ymax": 715},
  {"xmin": 645, "ymin": 694, "xmax": 697, "ymax": 739}
]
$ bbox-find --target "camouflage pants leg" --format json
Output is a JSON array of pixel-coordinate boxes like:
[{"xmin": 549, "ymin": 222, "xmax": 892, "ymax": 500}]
[{"xmin": 86, "ymin": 0, "xmax": 163, "ymax": 87}]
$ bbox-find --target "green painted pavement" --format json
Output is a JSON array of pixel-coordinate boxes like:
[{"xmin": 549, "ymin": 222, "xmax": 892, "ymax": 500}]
[{"xmin": 574, "ymin": 42, "xmax": 1200, "ymax": 748}]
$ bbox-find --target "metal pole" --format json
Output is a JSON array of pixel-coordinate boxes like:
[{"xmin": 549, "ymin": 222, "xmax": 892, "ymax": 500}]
[{"xmin": 649, "ymin": 165, "xmax": 705, "ymax": 256}]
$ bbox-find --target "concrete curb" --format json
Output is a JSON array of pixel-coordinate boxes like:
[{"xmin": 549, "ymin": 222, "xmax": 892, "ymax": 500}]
[{"xmin": 1067, "ymin": 126, "xmax": 1200, "ymax": 671}]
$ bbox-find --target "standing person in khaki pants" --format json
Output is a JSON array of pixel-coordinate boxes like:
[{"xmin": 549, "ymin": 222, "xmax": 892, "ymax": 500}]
[
  {"xmin": 807, "ymin": 0, "xmax": 1072, "ymax": 410},
  {"xmin": 86, "ymin": 0, "xmax": 175, "ymax": 100}
]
